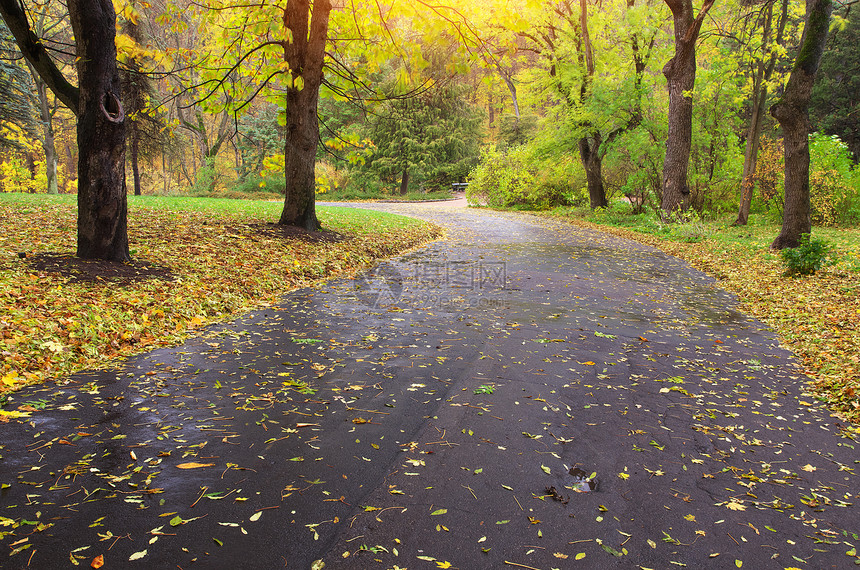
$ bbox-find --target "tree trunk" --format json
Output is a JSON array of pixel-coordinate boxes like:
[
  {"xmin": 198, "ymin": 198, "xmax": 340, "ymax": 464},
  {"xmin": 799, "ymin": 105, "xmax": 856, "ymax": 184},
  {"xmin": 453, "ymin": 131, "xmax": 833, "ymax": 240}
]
[
  {"xmin": 399, "ymin": 168, "xmax": 410, "ymax": 196},
  {"xmin": 31, "ymin": 71, "xmax": 59, "ymax": 194},
  {"xmin": 770, "ymin": 0, "xmax": 832, "ymax": 249},
  {"xmin": 579, "ymin": 135, "xmax": 607, "ymax": 209},
  {"xmin": 131, "ymin": 121, "xmax": 141, "ymax": 196},
  {"xmin": 660, "ymin": 0, "xmax": 715, "ymax": 218},
  {"xmin": 67, "ymin": 1, "xmax": 129, "ymax": 261},
  {"xmin": 2, "ymin": 0, "xmax": 128, "ymax": 261},
  {"xmin": 278, "ymin": 0, "xmax": 331, "ymax": 230},
  {"xmin": 734, "ymin": 87, "xmax": 766, "ymax": 227},
  {"xmin": 573, "ymin": 0, "xmax": 607, "ymax": 210}
]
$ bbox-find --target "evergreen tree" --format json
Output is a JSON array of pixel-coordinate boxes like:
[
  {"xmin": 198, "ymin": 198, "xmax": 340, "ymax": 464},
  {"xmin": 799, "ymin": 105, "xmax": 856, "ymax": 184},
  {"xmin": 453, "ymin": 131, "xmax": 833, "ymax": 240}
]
[
  {"xmin": 810, "ymin": 6, "xmax": 860, "ymax": 161},
  {"xmin": 358, "ymin": 81, "xmax": 483, "ymax": 195},
  {"xmin": 0, "ymin": 21, "xmax": 39, "ymax": 148}
]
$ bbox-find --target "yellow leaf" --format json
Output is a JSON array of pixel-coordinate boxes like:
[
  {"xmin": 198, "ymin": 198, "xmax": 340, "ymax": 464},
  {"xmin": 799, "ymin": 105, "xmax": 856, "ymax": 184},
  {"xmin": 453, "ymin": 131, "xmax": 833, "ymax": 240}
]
[
  {"xmin": 553, "ymin": 552, "xmax": 569, "ymax": 559},
  {"xmin": 801, "ymin": 464, "xmax": 816, "ymax": 472},
  {"xmin": 725, "ymin": 501, "xmax": 746, "ymax": 511},
  {"xmin": 436, "ymin": 562, "xmax": 452, "ymax": 569},
  {"xmin": 176, "ymin": 462, "xmax": 215, "ymax": 469},
  {"xmin": 575, "ymin": 552, "xmax": 586, "ymax": 560},
  {"xmin": 2, "ymin": 371, "xmax": 19, "ymax": 385}
]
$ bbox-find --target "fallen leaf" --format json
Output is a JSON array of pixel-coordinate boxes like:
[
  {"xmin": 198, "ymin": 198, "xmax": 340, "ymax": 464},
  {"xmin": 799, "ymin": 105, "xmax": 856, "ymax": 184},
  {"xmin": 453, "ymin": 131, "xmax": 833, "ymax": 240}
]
[
  {"xmin": 91, "ymin": 555, "xmax": 104, "ymax": 569},
  {"xmin": 176, "ymin": 462, "xmax": 215, "ymax": 469}
]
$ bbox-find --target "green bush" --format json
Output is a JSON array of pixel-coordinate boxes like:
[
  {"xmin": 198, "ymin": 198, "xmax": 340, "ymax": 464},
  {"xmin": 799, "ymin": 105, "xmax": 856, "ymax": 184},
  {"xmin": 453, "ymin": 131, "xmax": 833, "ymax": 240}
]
[
  {"xmin": 780, "ymin": 233, "xmax": 833, "ymax": 276},
  {"xmin": 467, "ymin": 145, "xmax": 583, "ymax": 209},
  {"xmin": 809, "ymin": 133, "xmax": 858, "ymax": 226}
]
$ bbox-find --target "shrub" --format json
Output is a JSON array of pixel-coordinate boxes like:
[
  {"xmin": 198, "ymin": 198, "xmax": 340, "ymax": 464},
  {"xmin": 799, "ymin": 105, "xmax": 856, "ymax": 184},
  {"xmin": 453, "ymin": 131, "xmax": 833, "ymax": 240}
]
[
  {"xmin": 467, "ymin": 145, "xmax": 584, "ymax": 209},
  {"xmin": 809, "ymin": 133, "xmax": 860, "ymax": 226},
  {"xmin": 780, "ymin": 233, "xmax": 833, "ymax": 276},
  {"xmin": 752, "ymin": 136, "xmax": 785, "ymax": 222}
]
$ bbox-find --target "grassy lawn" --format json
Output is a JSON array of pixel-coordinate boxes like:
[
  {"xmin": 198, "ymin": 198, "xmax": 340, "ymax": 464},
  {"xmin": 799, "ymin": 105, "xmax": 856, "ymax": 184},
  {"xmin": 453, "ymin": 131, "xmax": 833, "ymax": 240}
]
[
  {"xmin": 0, "ymin": 194, "xmax": 442, "ymax": 395},
  {"xmin": 539, "ymin": 204, "xmax": 860, "ymax": 422}
]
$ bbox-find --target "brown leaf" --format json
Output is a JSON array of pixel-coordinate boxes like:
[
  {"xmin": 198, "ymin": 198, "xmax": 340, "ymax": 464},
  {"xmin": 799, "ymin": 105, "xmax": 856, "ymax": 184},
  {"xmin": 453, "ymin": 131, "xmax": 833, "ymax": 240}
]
[{"xmin": 91, "ymin": 554, "xmax": 105, "ymax": 569}]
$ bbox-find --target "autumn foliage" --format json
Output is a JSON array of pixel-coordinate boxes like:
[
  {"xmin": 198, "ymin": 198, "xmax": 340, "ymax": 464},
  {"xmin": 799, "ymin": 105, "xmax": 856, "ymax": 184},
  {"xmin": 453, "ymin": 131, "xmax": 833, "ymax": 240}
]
[{"xmin": 0, "ymin": 196, "xmax": 442, "ymax": 392}]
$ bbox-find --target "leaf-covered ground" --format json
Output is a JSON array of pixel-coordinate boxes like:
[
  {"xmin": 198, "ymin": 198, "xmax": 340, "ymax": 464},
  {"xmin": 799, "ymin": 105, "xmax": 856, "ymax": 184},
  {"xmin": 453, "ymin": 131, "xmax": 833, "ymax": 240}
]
[
  {"xmin": 0, "ymin": 194, "xmax": 442, "ymax": 397},
  {"xmin": 545, "ymin": 213, "xmax": 860, "ymax": 422}
]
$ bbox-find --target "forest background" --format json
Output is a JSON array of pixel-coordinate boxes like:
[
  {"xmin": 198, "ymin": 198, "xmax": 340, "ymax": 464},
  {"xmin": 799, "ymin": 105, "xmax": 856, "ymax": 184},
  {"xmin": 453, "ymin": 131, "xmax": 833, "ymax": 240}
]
[
  {"xmin": 1, "ymin": 0, "xmax": 859, "ymax": 421},
  {"xmin": 1, "ymin": 0, "xmax": 856, "ymax": 225}
]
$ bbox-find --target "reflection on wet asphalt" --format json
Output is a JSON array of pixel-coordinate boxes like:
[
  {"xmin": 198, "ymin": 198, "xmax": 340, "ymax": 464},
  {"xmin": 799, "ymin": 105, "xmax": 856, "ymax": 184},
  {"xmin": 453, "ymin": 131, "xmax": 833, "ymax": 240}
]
[{"xmin": 1, "ymin": 199, "xmax": 858, "ymax": 569}]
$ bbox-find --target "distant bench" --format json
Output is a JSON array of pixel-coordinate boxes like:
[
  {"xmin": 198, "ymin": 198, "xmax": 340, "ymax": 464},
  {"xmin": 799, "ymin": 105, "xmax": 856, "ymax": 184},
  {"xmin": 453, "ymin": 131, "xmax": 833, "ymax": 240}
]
[{"xmin": 451, "ymin": 182, "xmax": 469, "ymax": 192}]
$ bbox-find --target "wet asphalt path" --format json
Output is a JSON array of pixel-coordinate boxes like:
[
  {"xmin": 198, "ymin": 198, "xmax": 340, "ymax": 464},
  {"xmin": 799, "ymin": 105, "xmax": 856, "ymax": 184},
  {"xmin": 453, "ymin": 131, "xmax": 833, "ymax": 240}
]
[{"xmin": 2, "ymin": 200, "xmax": 859, "ymax": 569}]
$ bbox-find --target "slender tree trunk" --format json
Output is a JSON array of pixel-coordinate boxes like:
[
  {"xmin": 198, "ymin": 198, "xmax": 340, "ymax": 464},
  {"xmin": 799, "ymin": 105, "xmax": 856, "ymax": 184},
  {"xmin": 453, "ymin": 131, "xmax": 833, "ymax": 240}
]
[
  {"xmin": 278, "ymin": 0, "xmax": 331, "ymax": 230},
  {"xmin": 660, "ymin": 0, "xmax": 715, "ymax": 218},
  {"xmin": 30, "ymin": 73, "xmax": 59, "ymax": 194},
  {"xmin": 162, "ymin": 147, "xmax": 168, "ymax": 194},
  {"xmin": 399, "ymin": 169, "xmax": 409, "ymax": 196},
  {"xmin": 735, "ymin": 85, "xmax": 766, "ymax": 226},
  {"xmin": 498, "ymin": 71, "xmax": 520, "ymax": 119},
  {"xmin": 771, "ymin": 0, "xmax": 832, "ymax": 249},
  {"xmin": 131, "ymin": 121, "xmax": 141, "ymax": 196},
  {"xmin": 69, "ymin": 0, "xmax": 129, "ymax": 261}
]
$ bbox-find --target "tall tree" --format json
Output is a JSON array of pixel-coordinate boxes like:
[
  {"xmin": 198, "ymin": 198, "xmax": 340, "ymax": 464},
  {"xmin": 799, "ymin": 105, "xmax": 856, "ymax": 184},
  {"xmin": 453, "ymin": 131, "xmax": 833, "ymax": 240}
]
[
  {"xmin": 770, "ymin": 0, "xmax": 832, "ymax": 249},
  {"xmin": 733, "ymin": 0, "xmax": 789, "ymax": 226},
  {"xmin": 660, "ymin": 0, "xmax": 716, "ymax": 217},
  {"xmin": 278, "ymin": 0, "xmax": 331, "ymax": 229},
  {"xmin": 0, "ymin": 0, "xmax": 129, "ymax": 261}
]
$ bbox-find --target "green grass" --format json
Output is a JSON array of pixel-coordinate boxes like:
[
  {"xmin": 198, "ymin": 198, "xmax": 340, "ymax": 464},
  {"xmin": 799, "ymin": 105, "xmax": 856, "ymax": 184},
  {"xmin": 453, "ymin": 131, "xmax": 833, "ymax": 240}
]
[{"xmin": 0, "ymin": 193, "xmax": 427, "ymax": 235}]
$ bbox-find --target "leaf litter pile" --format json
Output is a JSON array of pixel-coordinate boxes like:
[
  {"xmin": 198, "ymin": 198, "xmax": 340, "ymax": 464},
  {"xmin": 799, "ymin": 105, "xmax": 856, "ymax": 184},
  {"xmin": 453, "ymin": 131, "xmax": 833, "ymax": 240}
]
[
  {"xmin": 0, "ymin": 196, "xmax": 442, "ymax": 395},
  {"xmin": 2, "ymin": 198, "xmax": 860, "ymax": 569}
]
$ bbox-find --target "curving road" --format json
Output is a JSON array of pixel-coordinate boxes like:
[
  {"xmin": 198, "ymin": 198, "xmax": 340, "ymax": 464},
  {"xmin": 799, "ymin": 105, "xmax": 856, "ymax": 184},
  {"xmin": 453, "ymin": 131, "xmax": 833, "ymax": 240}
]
[{"xmin": 2, "ymin": 199, "xmax": 857, "ymax": 569}]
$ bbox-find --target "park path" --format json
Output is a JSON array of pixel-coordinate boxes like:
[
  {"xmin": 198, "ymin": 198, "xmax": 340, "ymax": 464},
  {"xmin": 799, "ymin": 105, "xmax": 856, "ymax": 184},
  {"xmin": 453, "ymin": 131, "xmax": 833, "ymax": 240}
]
[{"xmin": 2, "ymin": 199, "xmax": 858, "ymax": 570}]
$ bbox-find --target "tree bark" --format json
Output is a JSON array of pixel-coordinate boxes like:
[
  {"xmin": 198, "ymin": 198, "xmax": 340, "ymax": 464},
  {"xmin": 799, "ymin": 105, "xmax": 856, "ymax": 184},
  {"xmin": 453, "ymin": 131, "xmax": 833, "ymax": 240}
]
[
  {"xmin": 399, "ymin": 168, "xmax": 410, "ymax": 196},
  {"xmin": 68, "ymin": 0, "xmax": 129, "ymax": 261},
  {"xmin": 32, "ymin": 73, "xmax": 59, "ymax": 194},
  {"xmin": 770, "ymin": 0, "xmax": 832, "ymax": 249},
  {"xmin": 579, "ymin": 135, "xmax": 607, "ymax": 209},
  {"xmin": 278, "ymin": 0, "xmax": 332, "ymax": 230},
  {"xmin": 131, "ymin": 121, "xmax": 142, "ymax": 196},
  {"xmin": 660, "ymin": 0, "xmax": 715, "ymax": 218}
]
